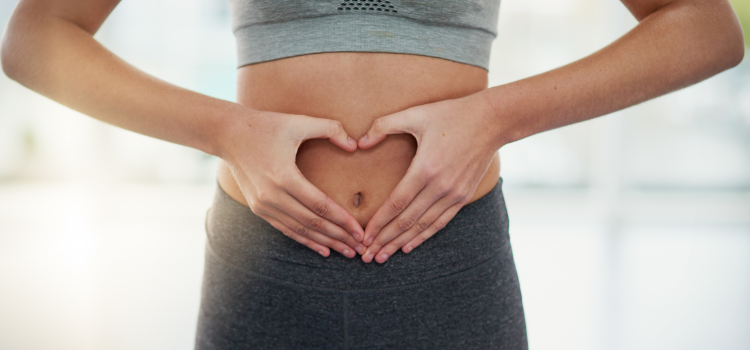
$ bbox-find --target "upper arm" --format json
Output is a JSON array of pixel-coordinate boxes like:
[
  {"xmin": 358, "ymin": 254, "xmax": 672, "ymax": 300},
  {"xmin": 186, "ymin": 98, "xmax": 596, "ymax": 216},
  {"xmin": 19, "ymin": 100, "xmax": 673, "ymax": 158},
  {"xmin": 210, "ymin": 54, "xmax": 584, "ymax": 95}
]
[
  {"xmin": 619, "ymin": 0, "xmax": 745, "ymax": 71},
  {"xmin": 11, "ymin": 0, "xmax": 121, "ymax": 34},
  {"xmin": 621, "ymin": 0, "xmax": 742, "ymax": 24},
  {"xmin": 620, "ymin": 0, "xmax": 679, "ymax": 21},
  {"xmin": 1, "ymin": 0, "xmax": 121, "ymax": 82}
]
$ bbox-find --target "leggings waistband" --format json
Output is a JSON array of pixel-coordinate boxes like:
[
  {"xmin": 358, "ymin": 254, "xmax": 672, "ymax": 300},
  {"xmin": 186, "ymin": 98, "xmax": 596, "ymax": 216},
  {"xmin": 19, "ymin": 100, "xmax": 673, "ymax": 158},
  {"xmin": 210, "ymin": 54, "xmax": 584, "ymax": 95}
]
[{"xmin": 204, "ymin": 177, "xmax": 511, "ymax": 291}]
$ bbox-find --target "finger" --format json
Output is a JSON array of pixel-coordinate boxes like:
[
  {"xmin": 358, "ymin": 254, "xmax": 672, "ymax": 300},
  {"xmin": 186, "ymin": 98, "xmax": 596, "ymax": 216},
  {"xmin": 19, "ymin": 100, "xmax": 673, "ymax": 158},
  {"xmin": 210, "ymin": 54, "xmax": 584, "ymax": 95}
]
[
  {"xmin": 361, "ymin": 168, "xmax": 428, "ymax": 247},
  {"xmin": 361, "ymin": 187, "xmax": 450, "ymax": 262},
  {"xmin": 401, "ymin": 203, "xmax": 464, "ymax": 254},
  {"xmin": 263, "ymin": 205, "xmax": 359, "ymax": 259},
  {"xmin": 303, "ymin": 118, "xmax": 357, "ymax": 152},
  {"xmin": 372, "ymin": 195, "xmax": 459, "ymax": 263},
  {"xmin": 271, "ymin": 192, "xmax": 366, "ymax": 255},
  {"xmin": 285, "ymin": 170, "xmax": 365, "ymax": 242},
  {"xmin": 262, "ymin": 215, "xmax": 331, "ymax": 257},
  {"xmin": 358, "ymin": 112, "xmax": 417, "ymax": 150}
]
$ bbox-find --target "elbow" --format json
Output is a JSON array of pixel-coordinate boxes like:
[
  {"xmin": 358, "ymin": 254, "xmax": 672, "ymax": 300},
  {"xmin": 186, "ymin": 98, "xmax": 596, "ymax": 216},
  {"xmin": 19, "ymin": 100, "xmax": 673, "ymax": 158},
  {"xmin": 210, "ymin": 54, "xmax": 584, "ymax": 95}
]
[
  {"xmin": 1, "ymin": 4, "xmax": 27, "ymax": 82},
  {"xmin": 0, "ymin": 36, "xmax": 18, "ymax": 81},
  {"xmin": 688, "ymin": 1, "xmax": 747, "ymax": 73},
  {"xmin": 1, "ymin": 31, "xmax": 38, "ymax": 88},
  {"xmin": 701, "ymin": 22, "xmax": 746, "ymax": 74},
  {"xmin": 0, "ymin": 59, "xmax": 21, "ymax": 85},
  {"xmin": 729, "ymin": 41, "xmax": 745, "ymax": 69},
  {"xmin": 1, "ymin": 10, "xmax": 36, "ymax": 84},
  {"xmin": 1, "ymin": 28, "xmax": 25, "ymax": 83},
  {"xmin": 731, "ymin": 45, "xmax": 746, "ymax": 68},
  {"xmin": 724, "ymin": 28, "xmax": 746, "ymax": 69},
  {"xmin": 720, "ymin": 7, "xmax": 746, "ymax": 69}
]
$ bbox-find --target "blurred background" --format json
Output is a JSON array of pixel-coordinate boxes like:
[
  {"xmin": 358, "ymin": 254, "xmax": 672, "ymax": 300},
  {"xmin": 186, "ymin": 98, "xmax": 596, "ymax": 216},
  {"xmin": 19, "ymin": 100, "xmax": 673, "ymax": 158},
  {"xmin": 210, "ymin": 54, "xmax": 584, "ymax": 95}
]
[{"xmin": 0, "ymin": 0, "xmax": 748, "ymax": 349}]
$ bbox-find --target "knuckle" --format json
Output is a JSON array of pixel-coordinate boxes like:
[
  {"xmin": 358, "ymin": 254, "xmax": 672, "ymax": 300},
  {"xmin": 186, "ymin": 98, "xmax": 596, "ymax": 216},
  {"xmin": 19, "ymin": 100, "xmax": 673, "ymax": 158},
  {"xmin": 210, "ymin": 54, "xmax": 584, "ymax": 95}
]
[
  {"xmin": 256, "ymin": 190, "xmax": 271, "ymax": 204},
  {"xmin": 380, "ymin": 245, "xmax": 395, "ymax": 256},
  {"xmin": 250, "ymin": 204, "xmax": 268, "ymax": 216},
  {"xmin": 370, "ymin": 223, "xmax": 385, "ymax": 235},
  {"xmin": 458, "ymin": 193, "xmax": 473, "ymax": 204},
  {"xmin": 436, "ymin": 181, "xmax": 454, "ymax": 196},
  {"xmin": 306, "ymin": 217, "xmax": 325, "ymax": 232},
  {"xmin": 312, "ymin": 199, "xmax": 330, "ymax": 217},
  {"xmin": 345, "ymin": 236, "xmax": 360, "ymax": 247},
  {"xmin": 420, "ymin": 162, "xmax": 439, "ymax": 179},
  {"xmin": 369, "ymin": 241, "xmax": 383, "ymax": 252},
  {"xmin": 446, "ymin": 189, "xmax": 462, "ymax": 202},
  {"xmin": 343, "ymin": 221, "xmax": 359, "ymax": 234},
  {"xmin": 414, "ymin": 220, "xmax": 431, "ymax": 232},
  {"xmin": 388, "ymin": 199, "xmax": 407, "ymax": 216},
  {"xmin": 266, "ymin": 167, "xmax": 285, "ymax": 183},
  {"xmin": 276, "ymin": 172, "xmax": 293, "ymax": 188},
  {"xmin": 330, "ymin": 120, "xmax": 344, "ymax": 135},
  {"xmin": 246, "ymin": 196, "xmax": 258, "ymax": 210},
  {"xmin": 373, "ymin": 118, "xmax": 388, "ymax": 132},
  {"xmin": 434, "ymin": 219, "xmax": 448, "ymax": 231},
  {"xmin": 397, "ymin": 216, "xmax": 415, "ymax": 231},
  {"xmin": 451, "ymin": 186, "xmax": 472, "ymax": 203},
  {"xmin": 295, "ymin": 225, "xmax": 310, "ymax": 237},
  {"xmin": 333, "ymin": 242, "xmax": 350, "ymax": 253}
]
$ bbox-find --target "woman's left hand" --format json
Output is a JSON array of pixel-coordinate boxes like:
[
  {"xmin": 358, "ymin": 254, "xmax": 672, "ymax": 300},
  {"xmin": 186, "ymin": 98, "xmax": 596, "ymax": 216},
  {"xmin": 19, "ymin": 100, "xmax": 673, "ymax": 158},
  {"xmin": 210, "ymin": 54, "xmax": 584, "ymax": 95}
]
[{"xmin": 357, "ymin": 92, "xmax": 502, "ymax": 263}]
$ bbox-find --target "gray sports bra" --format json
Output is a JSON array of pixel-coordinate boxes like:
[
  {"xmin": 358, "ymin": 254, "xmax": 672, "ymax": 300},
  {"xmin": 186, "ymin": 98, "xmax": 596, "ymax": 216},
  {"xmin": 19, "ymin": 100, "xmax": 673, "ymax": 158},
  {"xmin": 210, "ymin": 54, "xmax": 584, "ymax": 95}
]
[{"xmin": 229, "ymin": 0, "xmax": 501, "ymax": 70}]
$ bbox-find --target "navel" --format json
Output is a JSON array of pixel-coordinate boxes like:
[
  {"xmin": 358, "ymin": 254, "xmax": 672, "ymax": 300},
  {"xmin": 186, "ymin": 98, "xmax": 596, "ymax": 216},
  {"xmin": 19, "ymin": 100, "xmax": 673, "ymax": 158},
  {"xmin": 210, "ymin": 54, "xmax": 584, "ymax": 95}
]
[{"xmin": 353, "ymin": 192, "xmax": 362, "ymax": 208}]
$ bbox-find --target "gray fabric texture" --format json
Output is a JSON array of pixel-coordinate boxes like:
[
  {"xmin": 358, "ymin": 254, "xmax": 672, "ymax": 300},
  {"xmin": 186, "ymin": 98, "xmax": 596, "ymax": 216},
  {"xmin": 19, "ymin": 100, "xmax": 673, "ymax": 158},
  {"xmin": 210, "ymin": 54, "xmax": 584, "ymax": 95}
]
[
  {"xmin": 229, "ymin": 0, "xmax": 502, "ymax": 70},
  {"xmin": 195, "ymin": 178, "xmax": 527, "ymax": 349}
]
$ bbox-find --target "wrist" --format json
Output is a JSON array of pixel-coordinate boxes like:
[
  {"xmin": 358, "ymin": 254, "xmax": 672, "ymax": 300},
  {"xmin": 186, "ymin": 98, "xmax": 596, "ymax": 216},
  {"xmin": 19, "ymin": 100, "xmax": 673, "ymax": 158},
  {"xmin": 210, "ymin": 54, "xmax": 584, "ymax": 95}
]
[
  {"xmin": 472, "ymin": 85, "xmax": 527, "ymax": 149},
  {"xmin": 208, "ymin": 103, "xmax": 260, "ymax": 161}
]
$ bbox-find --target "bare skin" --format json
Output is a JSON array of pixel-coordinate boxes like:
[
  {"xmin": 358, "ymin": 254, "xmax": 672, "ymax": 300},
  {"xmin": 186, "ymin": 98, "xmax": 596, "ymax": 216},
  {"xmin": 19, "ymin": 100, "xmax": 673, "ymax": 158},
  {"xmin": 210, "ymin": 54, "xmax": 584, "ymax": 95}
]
[
  {"xmin": 217, "ymin": 53, "xmax": 501, "ymax": 229},
  {"xmin": 1, "ymin": 0, "xmax": 743, "ymax": 263}
]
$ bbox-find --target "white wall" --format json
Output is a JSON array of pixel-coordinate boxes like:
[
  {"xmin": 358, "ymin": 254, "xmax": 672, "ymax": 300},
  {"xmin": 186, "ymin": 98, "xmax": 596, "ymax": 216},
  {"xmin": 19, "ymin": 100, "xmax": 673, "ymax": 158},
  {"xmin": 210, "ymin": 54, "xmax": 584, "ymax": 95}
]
[{"xmin": 1, "ymin": 0, "xmax": 748, "ymax": 349}]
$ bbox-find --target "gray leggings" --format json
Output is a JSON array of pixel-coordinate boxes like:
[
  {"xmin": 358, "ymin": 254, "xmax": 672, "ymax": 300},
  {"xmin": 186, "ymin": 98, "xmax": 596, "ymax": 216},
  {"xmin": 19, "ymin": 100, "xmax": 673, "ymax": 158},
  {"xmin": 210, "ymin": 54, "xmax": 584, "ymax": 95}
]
[{"xmin": 195, "ymin": 178, "xmax": 527, "ymax": 350}]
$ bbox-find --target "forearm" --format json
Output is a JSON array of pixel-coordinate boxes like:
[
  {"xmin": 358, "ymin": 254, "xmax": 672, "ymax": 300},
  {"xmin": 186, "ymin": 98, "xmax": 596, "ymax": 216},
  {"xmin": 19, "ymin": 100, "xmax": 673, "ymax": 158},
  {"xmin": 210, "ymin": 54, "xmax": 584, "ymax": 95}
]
[
  {"xmin": 1, "ymin": 7, "xmax": 239, "ymax": 157},
  {"xmin": 477, "ymin": 0, "xmax": 745, "ymax": 148}
]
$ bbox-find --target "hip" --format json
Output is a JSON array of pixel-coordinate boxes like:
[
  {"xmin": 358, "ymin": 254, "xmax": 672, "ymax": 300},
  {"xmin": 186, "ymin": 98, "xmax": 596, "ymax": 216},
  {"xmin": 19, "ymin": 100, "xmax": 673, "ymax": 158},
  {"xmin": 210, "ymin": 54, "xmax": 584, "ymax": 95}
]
[
  {"xmin": 198, "ymin": 176, "xmax": 528, "ymax": 349},
  {"xmin": 205, "ymin": 176, "xmax": 513, "ymax": 290}
]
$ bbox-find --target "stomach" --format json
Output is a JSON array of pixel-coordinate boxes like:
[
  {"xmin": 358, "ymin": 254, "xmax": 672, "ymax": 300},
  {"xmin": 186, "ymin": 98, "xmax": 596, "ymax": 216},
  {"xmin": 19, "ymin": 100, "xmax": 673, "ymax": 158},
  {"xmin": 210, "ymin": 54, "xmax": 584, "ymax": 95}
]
[{"xmin": 217, "ymin": 52, "xmax": 501, "ymax": 228}]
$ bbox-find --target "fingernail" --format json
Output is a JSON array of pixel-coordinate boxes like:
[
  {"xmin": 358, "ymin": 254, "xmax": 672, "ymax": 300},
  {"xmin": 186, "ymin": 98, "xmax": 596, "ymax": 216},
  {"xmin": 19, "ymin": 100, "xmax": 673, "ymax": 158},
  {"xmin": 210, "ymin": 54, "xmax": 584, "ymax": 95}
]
[
  {"xmin": 379, "ymin": 253, "xmax": 389, "ymax": 262},
  {"xmin": 318, "ymin": 250, "xmax": 326, "ymax": 256},
  {"xmin": 352, "ymin": 232, "xmax": 361, "ymax": 242},
  {"xmin": 359, "ymin": 135, "xmax": 368, "ymax": 143},
  {"xmin": 348, "ymin": 137, "xmax": 356, "ymax": 146},
  {"xmin": 343, "ymin": 249, "xmax": 350, "ymax": 256},
  {"xmin": 404, "ymin": 246, "xmax": 412, "ymax": 253},
  {"xmin": 365, "ymin": 253, "xmax": 375, "ymax": 262},
  {"xmin": 356, "ymin": 245, "xmax": 365, "ymax": 255},
  {"xmin": 365, "ymin": 236, "xmax": 373, "ymax": 246}
]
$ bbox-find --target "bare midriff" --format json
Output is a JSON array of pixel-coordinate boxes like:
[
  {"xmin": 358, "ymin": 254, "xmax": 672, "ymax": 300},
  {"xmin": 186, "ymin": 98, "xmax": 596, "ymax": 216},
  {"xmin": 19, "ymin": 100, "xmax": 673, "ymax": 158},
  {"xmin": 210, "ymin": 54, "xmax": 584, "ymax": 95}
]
[{"xmin": 217, "ymin": 52, "xmax": 501, "ymax": 228}]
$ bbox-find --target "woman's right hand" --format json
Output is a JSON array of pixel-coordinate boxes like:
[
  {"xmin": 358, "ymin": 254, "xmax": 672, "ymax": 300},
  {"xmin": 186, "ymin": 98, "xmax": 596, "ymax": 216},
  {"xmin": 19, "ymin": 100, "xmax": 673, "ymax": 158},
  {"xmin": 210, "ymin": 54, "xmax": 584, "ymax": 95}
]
[{"xmin": 217, "ymin": 107, "xmax": 366, "ymax": 258}]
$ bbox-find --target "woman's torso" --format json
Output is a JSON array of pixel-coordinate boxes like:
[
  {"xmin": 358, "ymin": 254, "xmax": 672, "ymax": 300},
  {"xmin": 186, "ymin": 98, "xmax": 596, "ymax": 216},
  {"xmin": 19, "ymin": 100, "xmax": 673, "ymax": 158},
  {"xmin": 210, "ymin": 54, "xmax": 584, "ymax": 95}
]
[{"xmin": 217, "ymin": 52, "xmax": 501, "ymax": 228}]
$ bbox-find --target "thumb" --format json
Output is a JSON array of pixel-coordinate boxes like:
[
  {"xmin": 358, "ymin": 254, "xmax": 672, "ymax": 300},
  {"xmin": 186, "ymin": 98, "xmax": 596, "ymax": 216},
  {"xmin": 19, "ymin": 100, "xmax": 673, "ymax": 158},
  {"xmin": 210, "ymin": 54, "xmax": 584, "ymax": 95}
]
[
  {"xmin": 303, "ymin": 118, "xmax": 357, "ymax": 152},
  {"xmin": 358, "ymin": 112, "xmax": 418, "ymax": 150}
]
